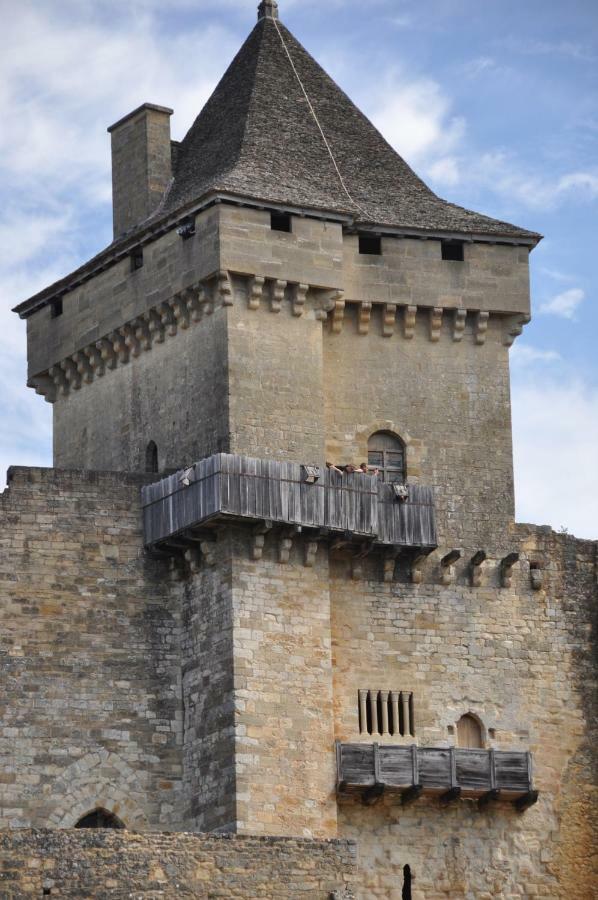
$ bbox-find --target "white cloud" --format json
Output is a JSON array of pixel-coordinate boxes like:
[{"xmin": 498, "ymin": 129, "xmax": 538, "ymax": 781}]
[
  {"xmin": 557, "ymin": 172, "xmax": 598, "ymax": 198},
  {"xmin": 540, "ymin": 288, "xmax": 585, "ymax": 320},
  {"xmin": 367, "ymin": 73, "xmax": 465, "ymax": 185},
  {"xmin": 510, "ymin": 345, "xmax": 561, "ymax": 367},
  {"xmin": 512, "ymin": 376, "xmax": 598, "ymax": 539}
]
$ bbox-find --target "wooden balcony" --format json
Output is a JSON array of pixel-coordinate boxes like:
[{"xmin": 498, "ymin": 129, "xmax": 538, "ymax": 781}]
[
  {"xmin": 336, "ymin": 742, "xmax": 539, "ymax": 812},
  {"xmin": 142, "ymin": 453, "xmax": 437, "ymax": 552}
]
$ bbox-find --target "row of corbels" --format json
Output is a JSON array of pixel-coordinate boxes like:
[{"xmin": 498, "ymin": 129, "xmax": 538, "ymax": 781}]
[
  {"xmin": 381, "ymin": 548, "xmax": 543, "ymax": 589},
  {"xmin": 31, "ymin": 271, "xmax": 236, "ymax": 403},
  {"xmin": 327, "ymin": 297, "xmax": 529, "ymax": 347}
]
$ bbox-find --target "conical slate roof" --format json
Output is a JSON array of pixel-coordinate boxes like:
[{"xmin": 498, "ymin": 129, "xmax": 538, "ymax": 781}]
[{"xmin": 162, "ymin": 10, "xmax": 536, "ymax": 239}]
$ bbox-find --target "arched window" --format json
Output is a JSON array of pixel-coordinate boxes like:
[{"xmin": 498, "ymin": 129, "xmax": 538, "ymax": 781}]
[
  {"xmin": 457, "ymin": 714, "xmax": 483, "ymax": 749},
  {"xmin": 75, "ymin": 808, "xmax": 125, "ymax": 829},
  {"xmin": 145, "ymin": 440, "xmax": 159, "ymax": 474},
  {"xmin": 367, "ymin": 431, "xmax": 406, "ymax": 483},
  {"xmin": 402, "ymin": 865, "xmax": 412, "ymax": 900}
]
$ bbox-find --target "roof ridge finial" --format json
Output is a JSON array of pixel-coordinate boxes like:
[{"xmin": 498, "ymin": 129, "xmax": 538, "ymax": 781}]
[{"xmin": 258, "ymin": 0, "xmax": 279, "ymax": 21}]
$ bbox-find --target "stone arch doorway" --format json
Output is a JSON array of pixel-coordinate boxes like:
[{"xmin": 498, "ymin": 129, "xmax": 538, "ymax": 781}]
[{"xmin": 75, "ymin": 808, "xmax": 125, "ymax": 829}]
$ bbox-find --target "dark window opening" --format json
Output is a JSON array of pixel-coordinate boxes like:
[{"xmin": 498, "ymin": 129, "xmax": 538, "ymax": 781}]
[
  {"xmin": 441, "ymin": 240, "xmax": 464, "ymax": 261},
  {"xmin": 271, "ymin": 212, "xmax": 292, "ymax": 233},
  {"xmin": 177, "ymin": 217, "xmax": 196, "ymax": 240},
  {"xmin": 131, "ymin": 247, "xmax": 144, "ymax": 271},
  {"xmin": 50, "ymin": 298, "xmax": 63, "ymax": 319},
  {"xmin": 145, "ymin": 441, "xmax": 159, "ymax": 475},
  {"xmin": 359, "ymin": 235, "xmax": 382, "ymax": 255},
  {"xmin": 43, "ymin": 890, "xmax": 52, "ymax": 896},
  {"xmin": 75, "ymin": 808, "xmax": 125, "ymax": 829},
  {"xmin": 402, "ymin": 865, "xmax": 412, "ymax": 900},
  {"xmin": 367, "ymin": 431, "xmax": 406, "ymax": 483}
]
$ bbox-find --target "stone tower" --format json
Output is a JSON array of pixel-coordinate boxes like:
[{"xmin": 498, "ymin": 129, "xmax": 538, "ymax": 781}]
[{"xmin": 3, "ymin": 2, "xmax": 596, "ymax": 898}]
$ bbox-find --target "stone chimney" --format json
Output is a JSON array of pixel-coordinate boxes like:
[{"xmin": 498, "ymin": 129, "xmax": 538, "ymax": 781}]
[{"xmin": 108, "ymin": 103, "xmax": 174, "ymax": 239}]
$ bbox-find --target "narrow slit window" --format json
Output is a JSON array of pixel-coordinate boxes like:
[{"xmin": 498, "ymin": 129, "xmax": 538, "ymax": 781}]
[
  {"xmin": 145, "ymin": 441, "xmax": 159, "ymax": 474},
  {"xmin": 441, "ymin": 240, "xmax": 464, "ymax": 262},
  {"xmin": 359, "ymin": 234, "xmax": 382, "ymax": 255},
  {"xmin": 402, "ymin": 865, "xmax": 412, "ymax": 900},
  {"xmin": 271, "ymin": 212, "xmax": 292, "ymax": 233},
  {"xmin": 50, "ymin": 298, "xmax": 63, "ymax": 319},
  {"xmin": 131, "ymin": 247, "xmax": 144, "ymax": 271}
]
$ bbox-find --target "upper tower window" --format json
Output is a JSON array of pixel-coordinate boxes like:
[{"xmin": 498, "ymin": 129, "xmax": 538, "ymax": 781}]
[
  {"xmin": 50, "ymin": 298, "xmax": 63, "ymax": 319},
  {"xmin": 359, "ymin": 235, "xmax": 382, "ymax": 255},
  {"xmin": 75, "ymin": 808, "xmax": 125, "ymax": 829},
  {"xmin": 145, "ymin": 441, "xmax": 159, "ymax": 474},
  {"xmin": 441, "ymin": 240, "xmax": 464, "ymax": 261},
  {"xmin": 457, "ymin": 713, "xmax": 484, "ymax": 748},
  {"xmin": 271, "ymin": 211, "xmax": 292, "ymax": 233},
  {"xmin": 130, "ymin": 247, "xmax": 144, "ymax": 271},
  {"xmin": 367, "ymin": 431, "xmax": 406, "ymax": 483}
]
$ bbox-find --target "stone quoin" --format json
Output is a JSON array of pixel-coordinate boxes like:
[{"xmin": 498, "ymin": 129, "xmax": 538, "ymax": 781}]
[{"xmin": 2, "ymin": 1, "xmax": 596, "ymax": 898}]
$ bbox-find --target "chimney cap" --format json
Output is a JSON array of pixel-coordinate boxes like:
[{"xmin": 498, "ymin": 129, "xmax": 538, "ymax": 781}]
[
  {"xmin": 108, "ymin": 103, "xmax": 174, "ymax": 134},
  {"xmin": 258, "ymin": 0, "xmax": 279, "ymax": 21}
]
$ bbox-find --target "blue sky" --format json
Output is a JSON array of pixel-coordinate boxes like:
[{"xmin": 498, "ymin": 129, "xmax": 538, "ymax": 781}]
[{"xmin": 0, "ymin": 0, "xmax": 596, "ymax": 537}]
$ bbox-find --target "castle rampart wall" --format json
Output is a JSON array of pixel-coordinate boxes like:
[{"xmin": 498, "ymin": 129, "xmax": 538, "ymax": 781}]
[
  {"xmin": 0, "ymin": 468, "xmax": 182, "ymax": 831},
  {"xmin": 330, "ymin": 528, "xmax": 597, "ymax": 899},
  {"xmin": 0, "ymin": 829, "xmax": 357, "ymax": 899}
]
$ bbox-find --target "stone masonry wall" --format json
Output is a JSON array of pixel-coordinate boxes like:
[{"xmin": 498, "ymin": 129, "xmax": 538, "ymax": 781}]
[
  {"xmin": 330, "ymin": 528, "xmax": 597, "ymax": 899},
  {"xmin": 229, "ymin": 530, "xmax": 338, "ymax": 838},
  {"xmin": 323, "ymin": 307, "xmax": 515, "ymax": 550},
  {"xmin": 0, "ymin": 468, "xmax": 182, "ymax": 831},
  {"xmin": 0, "ymin": 830, "xmax": 357, "ymax": 899},
  {"xmin": 53, "ymin": 307, "xmax": 230, "ymax": 472}
]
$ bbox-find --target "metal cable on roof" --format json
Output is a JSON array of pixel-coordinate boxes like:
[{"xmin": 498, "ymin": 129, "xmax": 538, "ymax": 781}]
[{"xmin": 272, "ymin": 18, "xmax": 369, "ymax": 219}]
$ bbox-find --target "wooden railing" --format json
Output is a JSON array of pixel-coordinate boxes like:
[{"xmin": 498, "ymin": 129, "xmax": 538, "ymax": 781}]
[
  {"xmin": 142, "ymin": 454, "xmax": 437, "ymax": 551},
  {"xmin": 336, "ymin": 742, "xmax": 538, "ymax": 811}
]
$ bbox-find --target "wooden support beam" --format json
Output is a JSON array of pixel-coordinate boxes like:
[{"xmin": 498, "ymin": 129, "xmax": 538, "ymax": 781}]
[
  {"xmin": 514, "ymin": 790, "xmax": 539, "ymax": 812},
  {"xmin": 362, "ymin": 783, "xmax": 385, "ymax": 806},
  {"xmin": 440, "ymin": 786, "xmax": 462, "ymax": 806},
  {"xmin": 401, "ymin": 785, "xmax": 423, "ymax": 806},
  {"xmin": 478, "ymin": 789, "xmax": 501, "ymax": 811}
]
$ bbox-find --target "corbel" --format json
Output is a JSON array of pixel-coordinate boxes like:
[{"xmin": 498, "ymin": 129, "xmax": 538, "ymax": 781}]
[
  {"xmin": 172, "ymin": 294, "xmax": 190, "ymax": 329},
  {"xmin": 383, "ymin": 548, "xmax": 399, "ymax": 583},
  {"xmin": 248, "ymin": 275, "xmax": 266, "ymax": 311},
  {"xmin": 382, "ymin": 303, "xmax": 397, "ymax": 337},
  {"xmin": 304, "ymin": 540, "xmax": 319, "ymax": 568},
  {"xmin": 159, "ymin": 302, "xmax": 177, "ymax": 337},
  {"xmin": 530, "ymin": 562, "xmax": 544, "ymax": 592},
  {"xmin": 500, "ymin": 552, "xmax": 520, "ymax": 589},
  {"xmin": 184, "ymin": 546, "xmax": 202, "ymax": 574},
  {"xmin": 270, "ymin": 279, "xmax": 287, "ymax": 313},
  {"xmin": 503, "ymin": 314, "xmax": 531, "ymax": 348},
  {"xmin": 330, "ymin": 292, "xmax": 346, "ymax": 333},
  {"xmin": 49, "ymin": 364, "xmax": 69, "ymax": 396},
  {"xmin": 84, "ymin": 346, "xmax": 104, "ymax": 377},
  {"xmin": 145, "ymin": 310, "xmax": 165, "ymax": 344},
  {"xmin": 218, "ymin": 270, "xmax": 234, "ymax": 307},
  {"xmin": 430, "ymin": 307, "xmax": 443, "ymax": 342},
  {"xmin": 453, "ymin": 308, "xmax": 467, "ymax": 342},
  {"xmin": 188, "ymin": 285, "xmax": 205, "ymax": 323},
  {"xmin": 474, "ymin": 311, "xmax": 490, "ymax": 346},
  {"xmin": 358, "ymin": 301, "xmax": 372, "ymax": 335},
  {"xmin": 410, "ymin": 552, "xmax": 428, "ymax": 585},
  {"xmin": 134, "ymin": 318, "xmax": 152, "ymax": 352},
  {"xmin": 470, "ymin": 550, "xmax": 487, "ymax": 588},
  {"xmin": 60, "ymin": 358, "xmax": 81, "ymax": 390},
  {"xmin": 252, "ymin": 521, "xmax": 272, "ymax": 561},
  {"xmin": 108, "ymin": 330, "xmax": 129, "ymax": 364},
  {"xmin": 351, "ymin": 557, "xmax": 363, "ymax": 580},
  {"xmin": 404, "ymin": 305, "xmax": 417, "ymax": 340},
  {"xmin": 440, "ymin": 549, "xmax": 462, "ymax": 585},
  {"xmin": 278, "ymin": 530, "xmax": 294, "ymax": 564},
  {"xmin": 30, "ymin": 374, "xmax": 57, "ymax": 404},
  {"xmin": 292, "ymin": 283, "xmax": 308, "ymax": 317},
  {"xmin": 96, "ymin": 338, "xmax": 117, "ymax": 370},
  {"xmin": 73, "ymin": 350, "xmax": 93, "ymax": 384},
  {"xmin": 120, "ymin": 324, "xmax": 140, "ymax": 359}
]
